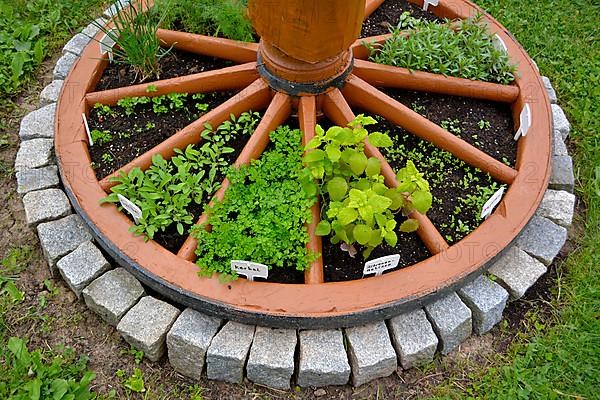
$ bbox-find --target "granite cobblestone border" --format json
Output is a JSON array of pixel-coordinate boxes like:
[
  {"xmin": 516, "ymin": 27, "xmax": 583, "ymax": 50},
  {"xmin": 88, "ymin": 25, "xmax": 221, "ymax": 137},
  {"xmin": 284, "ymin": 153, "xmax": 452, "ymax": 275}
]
[{"xmin": 14, "ymin": 8, "xmax": 576, "ymax": 389}]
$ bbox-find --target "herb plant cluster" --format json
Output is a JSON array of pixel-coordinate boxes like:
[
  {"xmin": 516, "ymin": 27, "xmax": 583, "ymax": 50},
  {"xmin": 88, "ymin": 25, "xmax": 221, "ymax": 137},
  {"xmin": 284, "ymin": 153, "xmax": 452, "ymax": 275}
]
[
  {"xmin": 102, "ymin": 111, "xmax": 261, "ymax": 240},
  {"xmin": 192, "ymin": 126, "xmax": 317, "ymax": 279},
  {"xmin": 369, "ymin": 13, "xmax": 517, "ymax": 84},
  {"xmin": 91, "ymin": 1, "xmax": 170, "ymax": 81},
  {"xmin": 159, "ymin": 0, "xmax": 254, "ymax": 42},
  {"xmin": 304, "ymin": 115, "xmax": 432, "ymax": 258},
  {"xmin": 382, "ymin": 119, "xmax": 503, "ymax": 243}
]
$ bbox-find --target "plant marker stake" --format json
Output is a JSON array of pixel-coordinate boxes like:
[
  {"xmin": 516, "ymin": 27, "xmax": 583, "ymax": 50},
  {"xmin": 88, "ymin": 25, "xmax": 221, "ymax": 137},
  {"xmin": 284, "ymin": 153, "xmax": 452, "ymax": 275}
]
[
  {"xmin": 363, "ymin": 254, "xmax": 401, "ymax": 277},
  {"xmin": 117, "ymin": 194, "xmax": 142, "ymax": 224},
  {"xmin": 231, "ymin": 260, "xmax": 269, "ymax": 282},
  {"xmin": 514, "ymin": 103, "xmax": 532, "ymax": 140},
  {"xmin": 99, "ymin": 28, "xmax": 118, "ymax": 62},
  {"xmin": 82, "ymin": 113, "xmax": 93, "ymax": 146},
  {"xmin": 480, "ymin": 187, "xmax": 505, "ymax": 220},
  {"xmin": 423, "ymin": 0, "xmax": 439, "ymax": 11},
  {"xmin": 492, "ymin": 34, "xmax": 508, "ymax": 54}
]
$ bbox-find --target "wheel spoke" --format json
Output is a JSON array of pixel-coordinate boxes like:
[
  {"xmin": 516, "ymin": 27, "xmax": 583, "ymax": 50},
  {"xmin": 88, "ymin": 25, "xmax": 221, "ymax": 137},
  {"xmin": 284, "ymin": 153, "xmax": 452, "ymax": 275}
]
[
  {"xmin": 157, "ymin": 28, "xmax": 258, "ymax": 63},
  {"xmin": 364, "ymin": 0, "xmax": 386, "ymax": 20},
  {"xmin": 86, "ymin": 62, "xmax": 259, "ymax": 106},
  {"xmin": 99, "ymin": 78, "xmax": 271, "ymax": 191},
  {"xmin": 177, "ymin": 92, "xmax": 293, "ymax": 261},
  {"xmin": 342, "ymin": 74, "xmax": 518, "ymax": 184},
  {"xmin": 299, "ymin": 95, "xmax": 324, "ymax": 284},
  {"xmin": 353, "ymin": 59, "xmax": 519, "ymax": 103},
  {"xmin": 351, "ymin": 33, "xmax": 392, "ymax": 60},
  {"xmin": 321, "ymin": 89, "xmax": 449, "ymax": 254}
]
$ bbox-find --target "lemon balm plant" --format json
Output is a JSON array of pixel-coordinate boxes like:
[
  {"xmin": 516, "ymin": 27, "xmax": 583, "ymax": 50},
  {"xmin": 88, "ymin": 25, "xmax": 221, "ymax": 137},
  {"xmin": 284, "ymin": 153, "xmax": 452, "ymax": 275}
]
[
  {"xmin": 91, "ymin": 0, "xmax": 171, "ymax": 81},
  {"xmin": 304, "ymin": 115, "xmax": 432, "ymax": 258}
]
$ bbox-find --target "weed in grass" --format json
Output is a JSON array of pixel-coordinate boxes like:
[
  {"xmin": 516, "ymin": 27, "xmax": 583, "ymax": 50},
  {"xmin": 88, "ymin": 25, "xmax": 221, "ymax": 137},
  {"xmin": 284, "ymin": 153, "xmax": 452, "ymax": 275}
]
[{"xmin": 368, "ymin": 13, "xmax": 517, "ymax": 84}]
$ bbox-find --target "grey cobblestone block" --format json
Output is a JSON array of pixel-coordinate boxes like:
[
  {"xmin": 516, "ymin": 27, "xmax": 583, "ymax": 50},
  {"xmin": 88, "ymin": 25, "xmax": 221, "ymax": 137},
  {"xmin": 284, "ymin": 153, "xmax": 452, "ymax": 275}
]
[
  {"xmin": 16, "ymin": 166, "xmax": 59, "ymax": 194},
  {"xmin": 81, "ymin": 17, "xmax": 107, "ymax": 39},
  {"xmin": 542, "ymin": 76, "xmax": 557, "ymax": 104},
  {"xmin": 549, "ymin": 155, "xmax": 575, "ymax": 193},
  {"xmin": 53, "ymin": 52, "xmax": 78, "ymax": 80},
  {"xmin": 82, "ymin": 268, "xmax": 145, "ymax": 325},
  {"xmin": 458, "ymin": 276, "xmax": 509, "ymax": 335},
  {"xmin": 37, "ymin": 214, "xmax": 92, "ymax": 270},
  {"xmin": 19, "ymin": 103, "xmax": 56, "ymax": 140},
  {"xmin": 345, "ymin": 321, "xmax": 397, "ymax": 387},
  {"xmin": 425, "ymin": 293, "xmax": 472, "ymax": 355},
  {"xmin": 14, "ymin": 139, "xmax": 54, "ymax": 171},
  {"xmin": 388, "ymin": 309, "xmax": 438, "ymax": 370},
  {"xmin": 298, "ymin": 329, "xmax": 351, "ymax": 387},
  {"xmin": 23, "ymin": 188, "xmax": 71, "ymax": 226},
  {"xmin": 516, "ymin": 215, "xmax": 567, "ymax": 265},
  {"xmin": 63, "ymin": 33, "xmax": 91, "ymax": 56},
  {"xmin": 56, "ymin": 241, "xmax": 111, "ymax": 297},
  {"xmin": 553, "ymin": 127, "xmax": 569, "ymax": 156},
  {"xmin": 246, "ymin": 327, "xmax": 297, "ymax": 390},
  {"xmin": 167, "ymin": 309, "xmax": 222, "ymax": 380},
  {"xmin": 117, "ymin": 297, "xmax": 180, "ymax": 362},
  {"xmin": 536, "ymin": 189, "xmax": 576, "ymax": 227},
  {"xmin": 488, "ymin": 246, "xmax": 547, "ymax": 300},
  {"xmin": 104, "ymin": 0, "xmax": 131, "ymax": 18},
  {"xmin": 39, "ymin": 80, "xmax": 64, "ymax": 106},
  {"xmin": 206, "ymin": 321, "xmax": 255, "ymax": 384},
  {"xmin": 551, "ymin": 104, "xmax": 571, "ymax": 140}
]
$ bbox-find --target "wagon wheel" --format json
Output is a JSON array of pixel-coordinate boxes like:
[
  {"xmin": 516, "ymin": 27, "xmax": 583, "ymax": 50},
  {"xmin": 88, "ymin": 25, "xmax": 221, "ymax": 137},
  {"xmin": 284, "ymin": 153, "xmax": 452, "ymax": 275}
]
[{"xmin": 55, "ymin": 0, "xmax": 551, "ymax": 328}]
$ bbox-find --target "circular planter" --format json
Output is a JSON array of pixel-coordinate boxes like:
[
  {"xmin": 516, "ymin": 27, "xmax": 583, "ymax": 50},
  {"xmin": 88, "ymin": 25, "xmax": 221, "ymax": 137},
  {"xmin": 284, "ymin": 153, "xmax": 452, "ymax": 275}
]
[{"xmin": 55, "ymin": 0, "xmax": 551, "ymax": 329}]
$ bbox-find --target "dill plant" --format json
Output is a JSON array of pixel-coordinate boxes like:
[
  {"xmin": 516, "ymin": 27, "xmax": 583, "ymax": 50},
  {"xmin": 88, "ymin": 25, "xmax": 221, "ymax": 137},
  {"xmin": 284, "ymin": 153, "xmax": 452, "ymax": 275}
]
[{"xmin": 369, "ymin": 13, "xmax": 517, "ymax": 84}]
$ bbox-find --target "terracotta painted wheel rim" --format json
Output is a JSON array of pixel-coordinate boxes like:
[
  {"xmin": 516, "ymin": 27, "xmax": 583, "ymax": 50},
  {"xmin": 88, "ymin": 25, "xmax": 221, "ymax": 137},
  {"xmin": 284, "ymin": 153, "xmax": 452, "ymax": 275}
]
[{"xmin": 55, "ymin": 0, "xmax": 551, "ymax": 328}]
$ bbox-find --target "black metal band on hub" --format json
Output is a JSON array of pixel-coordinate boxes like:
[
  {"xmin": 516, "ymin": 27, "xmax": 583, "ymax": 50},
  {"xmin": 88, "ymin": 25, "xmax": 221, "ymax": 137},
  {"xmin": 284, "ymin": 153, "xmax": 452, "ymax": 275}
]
[{"xmin": 256, "ymin": 52, "xmax": 354, "ymax": 96}]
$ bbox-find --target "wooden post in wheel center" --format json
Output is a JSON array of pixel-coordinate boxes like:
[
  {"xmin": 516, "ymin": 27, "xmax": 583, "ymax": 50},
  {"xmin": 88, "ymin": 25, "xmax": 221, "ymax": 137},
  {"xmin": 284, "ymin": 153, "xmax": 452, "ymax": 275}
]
[{"xmin": 249, "ymin": 0, "xmax": 366, "ymax": 90}]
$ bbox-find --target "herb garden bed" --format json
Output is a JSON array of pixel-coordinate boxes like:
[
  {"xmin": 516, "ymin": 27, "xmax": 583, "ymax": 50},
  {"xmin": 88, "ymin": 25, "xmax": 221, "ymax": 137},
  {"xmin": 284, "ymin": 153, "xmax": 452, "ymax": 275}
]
[{"xmin": 51, "ymin": 0, "xmax": 553, "ymax": 330}]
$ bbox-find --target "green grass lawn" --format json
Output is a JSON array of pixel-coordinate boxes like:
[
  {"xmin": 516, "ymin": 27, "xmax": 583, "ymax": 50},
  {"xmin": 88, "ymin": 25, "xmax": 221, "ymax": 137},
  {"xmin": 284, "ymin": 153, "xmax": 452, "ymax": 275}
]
[
  {"xmin": 0, "ymin": 0, "xmax": 597, "ymax": 398},
  {"xmin": 429, "ymin": 1, "xmax": 599, "ymax": 398}
]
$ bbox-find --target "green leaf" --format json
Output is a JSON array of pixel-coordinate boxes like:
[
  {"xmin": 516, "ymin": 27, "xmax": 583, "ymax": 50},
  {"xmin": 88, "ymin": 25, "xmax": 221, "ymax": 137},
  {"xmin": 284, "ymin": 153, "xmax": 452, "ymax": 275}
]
[
  {"xmin": 327, "ymin": 177, "xmax": 348, "ymax": 202},
  {"xmin": 325, "ymin": 144, "xmax": 341, "ymax": 162},
  {"xmin": 384, "ymin": 188, "xmax": 405, "ymax": 211},
  {"xmin": 385, "ymin": 230, "xmax": 398, "ymax": 247},
  {"xmin": 315, "ymin": 221, "xmax": 331, "ymax": 236},
  {"xmin": 399, "ymin": 218, "xmax": 420, "ymax": 233},
  {"xmin": 367, "ymin": 194, "xmax": 393, "ymax": 214},
  {"xmin": 348, "ymin": 152, "xmax": 368, "ymax": 175},
  {"xmin": 368, "ymin": 132, "xmax": 393, "ymax": 147},
  {"xmin": 337, "ymin": 207, "xmax": 358, "ymax": 225},
  {"xmin": 412, "ymin": 190, "xmax": 433, "ymax": 214},
  {"xmin": 305, "ymin": 136, "xmax": 321, "ymax": 150},
  {"xmin": 353, "ymin": 224, "xmax": 373, "ymax": 245},
  {"xmin": 303, "ymin": 149, "xmax": 326, "ymax": 163},
  {"xmin": 365, "ymin": 157, "xmax": 381, "ymax": 177}
]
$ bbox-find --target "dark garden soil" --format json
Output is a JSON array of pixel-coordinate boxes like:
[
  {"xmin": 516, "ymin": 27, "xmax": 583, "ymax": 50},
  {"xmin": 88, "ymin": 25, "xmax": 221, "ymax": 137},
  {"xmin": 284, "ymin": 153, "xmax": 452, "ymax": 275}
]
[
  {"xmin": 381, "ymin": 88, "xmax": 518, "ymax": 166},
  {"xmin": 94, "ymin": 48, "xmax": 236, "ymax": 91},
  {"xmin": 88, "ymin": 90, "xmax": 238, "ymax": 179},
  {"xmin": 361, "ymin": 0, "xmax": 443, "ymax": 38},
  {"xmin": 322, "ymin": 216, "xmax": 431, "ymax": 282}
]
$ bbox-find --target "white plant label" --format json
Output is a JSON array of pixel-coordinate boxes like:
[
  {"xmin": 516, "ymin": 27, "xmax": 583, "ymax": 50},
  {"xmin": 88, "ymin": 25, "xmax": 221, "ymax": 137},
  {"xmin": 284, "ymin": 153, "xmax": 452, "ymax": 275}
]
[
  {"xmin": 492, "ymin": 34, "xmax": 508, "ymax": 54},
  {"xmin": 480, "ymin": 187, "xmax": 505, "ymax": 220},
  {"xmin": 117, "ymin": 194, "xmax": 142, "ymax": 224},
  {"xmin": 231, "ymin": 260, "xmax": 269, "ymax": 282},
  {"xmin": 422, "ymin": 0, "xmax": 439, "ymax": 11},
  {"xmin": 514, "ymin": 103, "xmax": 532, "ymax": 140},
  {"xmin": 99, "ymin": 28, "xmax": 118, "ymax": 62},
  {"xmin": 82, "ymin": 113, "xmax": 93, "ymax": 146},
  {"xmin": 363, "ymin": 254, "xmax": 401, "ymax": 277}
]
